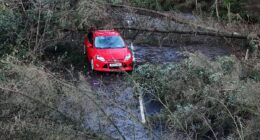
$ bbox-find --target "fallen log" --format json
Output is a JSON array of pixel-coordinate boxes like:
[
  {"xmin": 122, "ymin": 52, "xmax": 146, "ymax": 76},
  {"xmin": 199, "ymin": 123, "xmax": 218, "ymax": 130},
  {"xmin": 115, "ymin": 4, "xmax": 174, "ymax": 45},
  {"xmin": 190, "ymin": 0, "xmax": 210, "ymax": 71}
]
[
  {"xmin": 115, "ymin": 27, "xmax": 247, "ymax": 39},
  {"xmin": 110, "ymin": 4, "xmax": 222, "ymax": 33},
  {"xmin": 109, "ymin": 4, "xmax": 260, "ymax": 38}
]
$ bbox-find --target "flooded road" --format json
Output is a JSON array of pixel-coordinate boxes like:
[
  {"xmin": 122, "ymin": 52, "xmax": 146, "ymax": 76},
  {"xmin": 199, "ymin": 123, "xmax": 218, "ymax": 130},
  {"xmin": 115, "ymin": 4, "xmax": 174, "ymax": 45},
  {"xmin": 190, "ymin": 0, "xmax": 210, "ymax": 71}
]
[
  {"xmin": 82, "ymin": 44, "xmax": 231, "ymax": 140},
  {"xmin": 134, "ymin": 44, "xmax": 230, "ymax": 64}
]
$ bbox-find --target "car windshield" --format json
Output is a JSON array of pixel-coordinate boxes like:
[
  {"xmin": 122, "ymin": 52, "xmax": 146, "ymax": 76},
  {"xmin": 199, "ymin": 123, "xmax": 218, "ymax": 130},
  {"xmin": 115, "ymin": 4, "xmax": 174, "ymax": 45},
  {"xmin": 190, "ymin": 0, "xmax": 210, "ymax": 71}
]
[{"xmin": 94, "ymin": 36, "xmax": 125, "ymax": 49}]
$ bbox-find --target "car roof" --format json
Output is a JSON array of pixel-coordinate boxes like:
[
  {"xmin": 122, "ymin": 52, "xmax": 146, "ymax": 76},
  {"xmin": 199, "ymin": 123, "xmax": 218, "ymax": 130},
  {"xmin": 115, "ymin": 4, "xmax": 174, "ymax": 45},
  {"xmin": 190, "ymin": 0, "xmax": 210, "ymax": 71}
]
[{"xmin": 93, "ymin": 30, "xmax": 121, "ymax": 37}]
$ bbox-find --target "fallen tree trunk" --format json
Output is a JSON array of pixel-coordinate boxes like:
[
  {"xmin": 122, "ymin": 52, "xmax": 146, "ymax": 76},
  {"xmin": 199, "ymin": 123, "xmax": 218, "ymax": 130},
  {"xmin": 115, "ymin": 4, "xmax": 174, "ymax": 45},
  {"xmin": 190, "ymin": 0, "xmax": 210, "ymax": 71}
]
[
  {"xmin": 110, "ymin": 4, "xmax": 222, "ymax": 33},
  {"xmin": 110, "ymin": 4, "xmax": 260, "ymax": 38},
  {"xmin": 115, "ymin": 27, "xmax": 247, "ymax": 39}
]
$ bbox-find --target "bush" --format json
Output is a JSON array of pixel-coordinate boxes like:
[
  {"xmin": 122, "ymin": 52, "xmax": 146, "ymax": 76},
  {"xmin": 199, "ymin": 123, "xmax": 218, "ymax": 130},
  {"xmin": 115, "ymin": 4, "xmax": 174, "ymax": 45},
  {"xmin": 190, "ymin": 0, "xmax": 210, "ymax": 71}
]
[
  {"xmin": 0, "ymin": 4, "xmax": 22, "ymax": 57},
  {"xmin": 133, "ymin": 53, "xmax": 260, "ymax": 139},
  {"xmin": 0, "ymin": 56, "xmax": 110, "ymax": 139},
  {"xmin": 249, "ymin": 69, "xmax": 260, "ymax": 81},
  {"xmin": 0, "ymin": 0, "xmax": 106, "ymax": 59}
]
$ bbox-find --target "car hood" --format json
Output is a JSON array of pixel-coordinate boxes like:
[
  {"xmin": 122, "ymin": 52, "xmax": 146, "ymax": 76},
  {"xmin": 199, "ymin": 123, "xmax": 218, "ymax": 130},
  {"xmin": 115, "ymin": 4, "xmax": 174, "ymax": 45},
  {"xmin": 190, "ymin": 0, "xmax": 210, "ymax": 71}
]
[{"xmin": 96, "ymin": 48, "xmax": 129, "ymax": 60}]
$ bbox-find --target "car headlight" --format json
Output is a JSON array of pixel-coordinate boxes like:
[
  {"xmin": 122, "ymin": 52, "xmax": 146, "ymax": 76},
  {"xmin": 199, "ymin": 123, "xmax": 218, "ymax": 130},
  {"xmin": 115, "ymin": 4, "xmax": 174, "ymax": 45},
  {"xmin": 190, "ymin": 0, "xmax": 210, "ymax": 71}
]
[
  {"xmin": 124, "ymin": 53, "xmax": 131, "ymax": 61},
  {"xmin": 96, "ymin": 55, "xmax": 105, "ymax": 62}
]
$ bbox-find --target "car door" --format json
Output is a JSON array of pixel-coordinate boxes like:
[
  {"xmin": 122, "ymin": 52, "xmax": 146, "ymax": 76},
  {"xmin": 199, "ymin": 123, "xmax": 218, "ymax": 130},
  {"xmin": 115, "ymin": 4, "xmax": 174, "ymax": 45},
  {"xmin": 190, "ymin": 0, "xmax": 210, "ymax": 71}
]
[{"xmin": 85, "ymin": 32, "xmax": 94, "ymax": 61}]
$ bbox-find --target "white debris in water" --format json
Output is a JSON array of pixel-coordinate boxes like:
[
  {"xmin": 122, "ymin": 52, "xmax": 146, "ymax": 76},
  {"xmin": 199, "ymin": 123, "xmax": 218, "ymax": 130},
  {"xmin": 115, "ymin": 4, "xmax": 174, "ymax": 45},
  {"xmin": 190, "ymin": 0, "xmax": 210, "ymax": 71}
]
[{"xmin": 137, "ymin": 92, "xmax": 146, "ymax": 124}]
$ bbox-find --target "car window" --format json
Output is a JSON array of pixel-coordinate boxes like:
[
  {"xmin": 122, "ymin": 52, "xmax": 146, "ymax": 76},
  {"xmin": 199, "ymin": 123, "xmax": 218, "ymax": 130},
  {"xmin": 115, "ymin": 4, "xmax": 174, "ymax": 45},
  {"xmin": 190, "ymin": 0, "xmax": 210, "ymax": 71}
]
[{"xmin": 94, "ymin": 36, "xmax": 125, "ymax": 49}]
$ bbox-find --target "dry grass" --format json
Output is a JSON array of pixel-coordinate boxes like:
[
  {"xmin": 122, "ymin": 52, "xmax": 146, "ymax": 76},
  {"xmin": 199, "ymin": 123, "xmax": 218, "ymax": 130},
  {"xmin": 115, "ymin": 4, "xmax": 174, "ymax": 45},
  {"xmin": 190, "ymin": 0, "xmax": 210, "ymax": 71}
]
[{"xmin": 0, "ymin": 56, "xmax": 112, "ymax": 140}]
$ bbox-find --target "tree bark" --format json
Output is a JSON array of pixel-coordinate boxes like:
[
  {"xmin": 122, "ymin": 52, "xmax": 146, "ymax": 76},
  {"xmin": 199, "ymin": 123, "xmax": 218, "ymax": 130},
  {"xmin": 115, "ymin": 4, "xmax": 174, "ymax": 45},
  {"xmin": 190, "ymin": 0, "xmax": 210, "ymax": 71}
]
[
  {"xmin": 115, "ymin": 27, "xmax": 247, "ymax": 39},
  {"xmin": 215, "ymin": 0, "xmax": 220, "ymax": 21},
  {"xmin": 227, "ymin": 2, "xmax": 231, "ymax": 23},
  {"xmin": 195, "ymin": 0, "xmax": 198, "ymax": 11}
]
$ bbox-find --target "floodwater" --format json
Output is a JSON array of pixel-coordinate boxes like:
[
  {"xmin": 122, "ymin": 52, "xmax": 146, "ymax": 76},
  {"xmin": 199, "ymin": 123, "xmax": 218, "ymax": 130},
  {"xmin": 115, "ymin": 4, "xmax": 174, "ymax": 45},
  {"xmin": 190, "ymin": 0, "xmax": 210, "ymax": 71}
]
[
  {"xmin": 82, "ymin": 44, "xmax": 231, "ymax": 140},
  {"xmin": 134, "ymin": 44, "xmax": 230, "ymax": 64}
]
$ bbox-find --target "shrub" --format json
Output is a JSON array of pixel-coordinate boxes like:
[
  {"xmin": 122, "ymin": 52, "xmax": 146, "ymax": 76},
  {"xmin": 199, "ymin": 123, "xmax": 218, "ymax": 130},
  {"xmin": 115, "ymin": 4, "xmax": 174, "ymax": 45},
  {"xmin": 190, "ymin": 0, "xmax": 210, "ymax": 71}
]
[
  {"xmin": 0, "ymin": 56, "xmax": 110, "ymax": 139},
  {"xmin": 133, "ymin": 53, "xmax": 260, "ymax": 139},
  {"xmin": 249, "ymin": 69, "xmax": 260, "ymax": 81},
  {"xmin": 0, "ymin": 0, "xmax": 106, "ymax": 59},
  {"xmin": 0, "ymin": 4, "xmax": 22, "ymax": 57}
]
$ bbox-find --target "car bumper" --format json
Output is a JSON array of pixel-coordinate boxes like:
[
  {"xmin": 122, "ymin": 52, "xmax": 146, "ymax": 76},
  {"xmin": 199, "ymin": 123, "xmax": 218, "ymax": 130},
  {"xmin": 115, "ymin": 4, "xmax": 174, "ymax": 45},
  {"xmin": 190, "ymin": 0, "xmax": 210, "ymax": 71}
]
[{"xmin": 93, "ymin": 60, "xmax": 133, "ymax": 72}]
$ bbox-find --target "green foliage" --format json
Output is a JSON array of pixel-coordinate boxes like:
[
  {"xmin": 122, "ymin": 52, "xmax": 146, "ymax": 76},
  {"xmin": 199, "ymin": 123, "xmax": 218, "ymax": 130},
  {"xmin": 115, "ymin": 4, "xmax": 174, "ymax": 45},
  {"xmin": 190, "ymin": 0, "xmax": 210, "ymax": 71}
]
[
  {"xmin": 214, "ymin": 0, "xmax": 247, "ymax": 21},
  {"xmin": 0, "ymin": 5, "xmax": 18, "ymax": 32},
  {"xmin": 248, "ymin": 36, "xmax": 259, "ymax": 51},
  {"xmin": 130, "ymin": 0, "xmax": 258, "ymax": 23},
  {"xmin": 0, "ymin": 2, "xmax": 108, "ymax": 138},
  {"xmin": 223, "ymin": 0, "xmax": 243, "ymax": 12},
  {"xmin": 44, "ymin": 41, "xmax": 85, "ymax": 70},
  {"xmin": 0, "ymin": 5, "xmax": 21, "ymax": 56},
  {"xmin": 0, "ymin": 0, "xmax": 106, "ymax": 59},
  {"xmin": 250, "ymin": 70, "xmax": 260, "ymax": 81},
  {"xmin": 133, "ymin": 53, "xmax": 260, "ymax": 139}
]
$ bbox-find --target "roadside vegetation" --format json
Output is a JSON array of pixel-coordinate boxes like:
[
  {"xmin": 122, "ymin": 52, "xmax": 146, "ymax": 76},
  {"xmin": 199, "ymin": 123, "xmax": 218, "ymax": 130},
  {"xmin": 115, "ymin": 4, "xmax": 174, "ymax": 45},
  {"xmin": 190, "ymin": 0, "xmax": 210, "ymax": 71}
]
[
  {"xmin": 129, "ymin": 0, "xmax": 259, "ymax": 23},
  {"xmin": 0, "ymin": 0, "xmax": 109, "ymax": 139},
  {"xmin": 0, "ymin": 56, "xmax": 112, "ymax": 139},
  {"xmin": 132, "ymin": 53, "xmax": 260, "ymax": 139}
]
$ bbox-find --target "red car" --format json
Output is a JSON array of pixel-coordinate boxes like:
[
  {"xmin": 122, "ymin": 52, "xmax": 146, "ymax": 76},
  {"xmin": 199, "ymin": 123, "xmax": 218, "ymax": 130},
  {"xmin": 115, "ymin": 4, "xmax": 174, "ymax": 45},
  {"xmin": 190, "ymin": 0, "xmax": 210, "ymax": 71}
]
[{"xmin": 84, "ymin": 29, "xmax": 133, "ymax": 72}]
